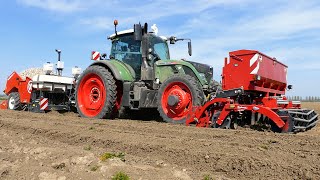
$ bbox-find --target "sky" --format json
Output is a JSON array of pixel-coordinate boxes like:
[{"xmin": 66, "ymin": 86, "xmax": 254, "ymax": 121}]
[{"xmin": 0, "ymin": 0, "xmax": 319, "ymax": 96}]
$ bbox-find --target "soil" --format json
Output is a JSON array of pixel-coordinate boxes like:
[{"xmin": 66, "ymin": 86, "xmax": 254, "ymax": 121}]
[{"xmin": 0, "ymin": 103, "xmax": 320, "ymax": 180}]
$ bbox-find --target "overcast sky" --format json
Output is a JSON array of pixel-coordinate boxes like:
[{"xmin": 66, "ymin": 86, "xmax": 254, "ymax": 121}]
[{"xmin": 0, "ymin": 0, "xmax": 319, "ymax": 96}]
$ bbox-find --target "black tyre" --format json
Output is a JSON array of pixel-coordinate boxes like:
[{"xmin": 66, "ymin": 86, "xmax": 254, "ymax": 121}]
[
  {"xmin": 157, "ymin": 74, "xmax": 204, "ymax": 124},
  {"xmin": 7, "ymin": 92, "xmax": 22, "ymax": 110},
  {"xmin": 211, "ymin": 111, "xmax": 232, "ymax": 129},
  {"xmin": 75, "ymin": 65, "xmax": 117, "ymax": 119}
]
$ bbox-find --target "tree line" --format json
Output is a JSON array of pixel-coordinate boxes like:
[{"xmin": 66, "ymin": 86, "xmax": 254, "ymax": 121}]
[{"xmin": 287, "ymin": 96, "xmax": 320, "ymax": 102}]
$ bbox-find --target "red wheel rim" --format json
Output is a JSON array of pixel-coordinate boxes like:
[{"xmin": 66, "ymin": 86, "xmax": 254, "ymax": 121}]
[
  {"xmin": 77, "ymin": 73, "xmax": 106, "ymax": 117},
  {"xmin": 161, "ymin": 82, "xmax": 192, "ymax": 121}
]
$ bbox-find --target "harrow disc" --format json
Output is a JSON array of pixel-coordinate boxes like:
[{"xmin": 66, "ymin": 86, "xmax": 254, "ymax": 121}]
[{"xmin": 211, "ymin": 111, "xmax": 233, "ymax": 129}]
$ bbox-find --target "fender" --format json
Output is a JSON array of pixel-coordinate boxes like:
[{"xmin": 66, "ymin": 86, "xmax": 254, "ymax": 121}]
[
  {"xmin": 155, "ymin": 60, "xmax": 208, "ymax": 86},
  {"xmin": 90, "ymin": 60, "xmax": 135, "ymax": 82}
]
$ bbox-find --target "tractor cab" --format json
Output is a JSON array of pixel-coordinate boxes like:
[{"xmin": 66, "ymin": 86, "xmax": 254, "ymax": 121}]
[{"xmin": 109, "ymin": 28, "xmax": 170, "ymax": 79}]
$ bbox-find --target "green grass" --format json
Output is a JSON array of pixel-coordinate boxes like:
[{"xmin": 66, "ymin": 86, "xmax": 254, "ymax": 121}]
[
  {"xmin": 83, "ymin": 145, "xmax": 92, "ymax": 151},
  {"xmin": 203, "ymin": 174, "xmax": 214, "ymax": 180},
  {"xmin": 90, "ymin": 165, "xmax": 100, "ymax": 171},
  {"xmin": 100, "ymin": 152, "xmax": 125, "ymax": 162},
  {"xmin": 259, "ymin": 145, "xmax": 269, "ymax": 150},
  {"xmin": 112, "ymin": 171, "xmax": 130, "ymax": 180}
]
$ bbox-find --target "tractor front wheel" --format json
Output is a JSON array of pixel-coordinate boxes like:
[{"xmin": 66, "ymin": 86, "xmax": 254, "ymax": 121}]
[
  {"xmin": 76, "ymin": 65, "xmax": 117, "ymax": 119},
  {"xmin": 7, "ymin": 92, "xmax": 22, "ymax": 110},
  {"xmin": 157, "ymin": 74, "xmax": 204, "ymax": 124}
]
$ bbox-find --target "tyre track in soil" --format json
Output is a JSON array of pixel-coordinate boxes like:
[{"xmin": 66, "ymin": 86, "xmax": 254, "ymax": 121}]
[{"xmin": 1, "ymin": 110, "xmax": 320, "ymax": 179}]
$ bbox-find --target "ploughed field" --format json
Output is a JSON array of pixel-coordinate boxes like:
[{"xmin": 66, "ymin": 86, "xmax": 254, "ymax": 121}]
[{"xmin": 0, "ymin": 102, "xmax": 320, "ymax": 180}]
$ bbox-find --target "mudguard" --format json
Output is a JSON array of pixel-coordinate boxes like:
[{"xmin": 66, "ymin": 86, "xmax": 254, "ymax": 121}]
[
  {"xmin": 155, "ymin": 60, "xmax": 208, "ymax": 86},
  {"xmin": 90, "ymin": 60, "xmax": 135, "ymax": 82}
]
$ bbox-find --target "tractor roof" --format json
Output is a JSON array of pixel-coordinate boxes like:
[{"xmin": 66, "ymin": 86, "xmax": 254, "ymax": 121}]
[
  {"xmin": 109, "ymin": 29, "xmax": 134, "ymax": 39},
  {"xmin": 108, "ymin": 24, "xmax": 167, "ymax": 41}
]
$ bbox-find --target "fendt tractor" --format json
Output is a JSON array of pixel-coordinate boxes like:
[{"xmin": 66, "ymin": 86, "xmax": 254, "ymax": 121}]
[
  {"xmin": 0, "ymin": 50, "xmax": 81, "ymax": 112},
  {"xmin": 75, "ymin": 20, "xmax": 318, "ymax": 133}
]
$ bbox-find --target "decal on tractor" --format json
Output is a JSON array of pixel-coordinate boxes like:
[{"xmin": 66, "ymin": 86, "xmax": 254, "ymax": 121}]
[
  {"xmin": 27, "ymin": 81, "xmax": 32, "ymax": 94},
  {"xmin": 91, "ymin": 51, "xmax": 100, "ymax": 60},
  {"xmin": 40, "ymin": 98, "xmax": 49, "ymax": 110}
]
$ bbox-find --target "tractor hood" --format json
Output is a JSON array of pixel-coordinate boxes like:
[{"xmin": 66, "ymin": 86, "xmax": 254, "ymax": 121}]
[{"xmin": 186, "ymin": 61, "xmax": 213, "ymax": 86}]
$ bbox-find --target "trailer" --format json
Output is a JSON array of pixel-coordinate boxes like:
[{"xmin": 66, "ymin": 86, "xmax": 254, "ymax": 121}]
[
  {"xmin": 1, "ymin": 50, "xmax": 81, "ymax": 113},
  {"xmin": 186, "ymin": 50, "xmax": 318, "ymax": 132}
]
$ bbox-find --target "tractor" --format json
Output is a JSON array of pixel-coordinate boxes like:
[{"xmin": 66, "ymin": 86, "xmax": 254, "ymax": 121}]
[{"xmin": 75, "ymin": 20, "xmax": 220, "ymax": 123}]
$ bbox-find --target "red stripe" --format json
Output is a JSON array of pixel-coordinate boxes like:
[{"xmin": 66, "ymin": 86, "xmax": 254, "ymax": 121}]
[
  {"xmin": 250, "ymin": 60, "xmax": 259, "ymax": 72},
  {"xmin": 40, "ymin": 98, "xmax": 48, "ymax": 110},
  {"xmin": 92, "ymin": 51, "xmax": 100, "ymax": 60}
]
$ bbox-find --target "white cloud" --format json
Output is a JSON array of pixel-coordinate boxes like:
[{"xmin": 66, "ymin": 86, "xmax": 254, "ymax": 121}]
[
  {"xmin": 236, "ymin": 6, "xmax": 320, "ymax": 39},
  {"xmin": 18, "ymin": 0, "xmax": 85, "ymax": 13},
  {"xmin": 75, "ymin": 0, "xmax": 258, "ymax": 31},
  {"xmin": 172, "ymin": 1, "xmax": 320, "ymax": 63},
  {"xmin": 79, "ymin": 17, "xmax": 114, "ymax": 30}
]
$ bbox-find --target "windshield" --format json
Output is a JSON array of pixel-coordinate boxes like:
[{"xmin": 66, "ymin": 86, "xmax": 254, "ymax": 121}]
[
  {"xmin": 110, "ymin": 34, "xmax": 142, "ymax": 78},
  {"xmin": 109, "ymin": 34, "xmax": 170, "ymax": 78},
  {"xmin": 110, "ymin": 34, "xmax": 141, "ymax": 61},
  {"xmin": 149, "ymin": 35, "xmax": 170, "ymax": 60}
]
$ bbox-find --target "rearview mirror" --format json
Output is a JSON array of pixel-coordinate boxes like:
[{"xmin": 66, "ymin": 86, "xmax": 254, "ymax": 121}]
[
  {"xmin": 101, "ymin": 53, "xmax": 107, "ymax": 60},
  {"xmin": 134, "ymin": 24, "xmax": 142, "ymax": 41},
  {"xmin": 188, "ymin": 41, "xmax": 192, "ymax": 56}
]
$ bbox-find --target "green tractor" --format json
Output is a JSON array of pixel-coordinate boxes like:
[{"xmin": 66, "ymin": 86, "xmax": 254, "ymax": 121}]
[{"xmin": 75, "ymin": 21, "xmax": 216, "ymax": 123}]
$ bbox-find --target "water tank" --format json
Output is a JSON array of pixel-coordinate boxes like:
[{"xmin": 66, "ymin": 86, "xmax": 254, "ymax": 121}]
[
  {"xmin": 72, "ymin": 66, "xmax": 82, "ymax": 78},
  {"xmin": 43, "ymin": 62, "xmax": 54, "ymax": 75}
]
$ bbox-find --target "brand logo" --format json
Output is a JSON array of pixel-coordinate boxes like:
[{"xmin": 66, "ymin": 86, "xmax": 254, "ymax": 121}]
[{"xmin": 27, "ymin": 81, "xmax": 33, "ymax": 94}]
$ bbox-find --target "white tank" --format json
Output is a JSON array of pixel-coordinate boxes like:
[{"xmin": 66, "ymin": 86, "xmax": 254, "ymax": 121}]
[
  {"xmin": 72, "ymin": 66, "xmax": 82, "ymax": 78},
  {"xmin": 43, "ymin": 62, "xmax": 54, "ymax": 75},
  {"xmin": 56, "ymin": 61, "xmax": 64, "ymax": 69},
  {"xmin": 32, "ymin": 75, "xmax": 74, "ymax": 91}
]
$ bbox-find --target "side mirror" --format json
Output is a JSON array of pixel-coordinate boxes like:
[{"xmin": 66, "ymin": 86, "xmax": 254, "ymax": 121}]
[
  {"xmin": 101, "ymin": 53, "xmax": 107, "ymax": 60},
  {"xmin": 169, "ymin": 36, "xmax": 176, "ymax": 44},
  {"xmin": 188, "ymin": 41, "xmax": 192, "ymax": 56},
  {"xmin": 288, "ymin": 85, "xmax": 293, "ymax": 90},
  {"xmin": 134, "ymin": 24, "xmax": 142, "ymax": 41}
]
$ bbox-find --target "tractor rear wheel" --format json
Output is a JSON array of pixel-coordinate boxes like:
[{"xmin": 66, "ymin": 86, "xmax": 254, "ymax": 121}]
[
  {"xmin": 7, "ymin": 92, "xmax": 22, "ymax": 110},
  {"xmin": 76, "ymin": 65, "xmax": 117, "ymax": 119},
  {"xmin": 157, "ymin": 74, "xmax": 204, "ymax": 124}
]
